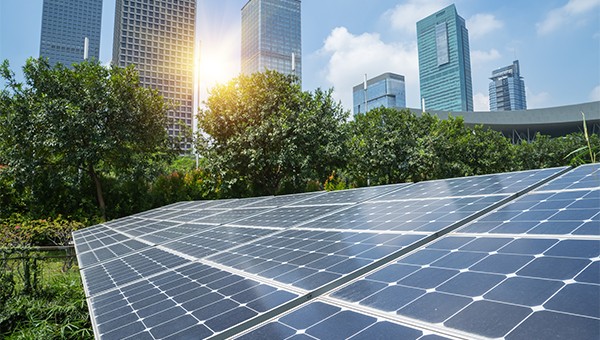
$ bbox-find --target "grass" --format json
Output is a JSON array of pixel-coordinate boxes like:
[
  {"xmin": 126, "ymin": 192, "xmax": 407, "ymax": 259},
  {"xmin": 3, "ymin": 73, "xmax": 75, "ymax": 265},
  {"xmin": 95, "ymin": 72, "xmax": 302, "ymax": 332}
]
[{"xmin": 0, "ymin": 252, "xmax": 93, "ymax": 340}]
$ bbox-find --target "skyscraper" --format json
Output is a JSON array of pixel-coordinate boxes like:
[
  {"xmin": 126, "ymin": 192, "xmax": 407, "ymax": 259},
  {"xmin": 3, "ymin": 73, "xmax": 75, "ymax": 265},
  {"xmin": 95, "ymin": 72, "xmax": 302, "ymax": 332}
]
[
  {"xmin": 241, "ymin": 0, "xmax": 301, "ymax": 79},
  {"xmin": 39, "ymin": 0, "xmax": 103, "ymax": 66},
  {"xmin": 352, "ymin": 73, "xmax": 406, "ymax": 115},
  {"xmin": 113, "ymin": 0, "xmax": 196, "ymax": 146},
  {"xmin": 417, "ymin": 4, "xmax": 473, "ymax": 112},
  {"xmin": 489, "ymin": 60, "xmax": 527, "ymax": 111}
]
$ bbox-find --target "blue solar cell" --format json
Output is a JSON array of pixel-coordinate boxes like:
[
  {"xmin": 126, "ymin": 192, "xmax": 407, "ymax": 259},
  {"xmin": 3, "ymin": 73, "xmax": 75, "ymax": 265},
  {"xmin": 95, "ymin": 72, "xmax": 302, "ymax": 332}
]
[
  {"xmin": 437, "ymin": 272, "xmax": 505, "ymax": 296},
  {"xmin": 516, "ymin": 256, "xmax": 590, "ymax": 280},
  {"xmin": 506, "ymin": 310, "xmax": 600, "ymax": 340},
  {"xmin": 469, "ymin": 254, "xmax": 534, "ymax": 274},
  {"xmin": 544, "ymin": 283, "xmax": 600, "ymax": 318},
  {"xmin": 397, "ymin": 292, "xmax": 471, "ymax": 323},
  {"xmin": 361, "ymin": 285, "xmax": 425, "ymax": 312},
  {"xmin": 306, "ymin": 310, "xmax": 376, "ymax": 340},
  {"xmin": 350, "ymin": 321, "xmax": 423, "ymax": 340},
  {"xmin": 444, "ymin": 300, "xmax": 531, "ymax": 338},
  {"xmin": 484, "ymin": 277, "xmax": 564, "ymax": 306}
]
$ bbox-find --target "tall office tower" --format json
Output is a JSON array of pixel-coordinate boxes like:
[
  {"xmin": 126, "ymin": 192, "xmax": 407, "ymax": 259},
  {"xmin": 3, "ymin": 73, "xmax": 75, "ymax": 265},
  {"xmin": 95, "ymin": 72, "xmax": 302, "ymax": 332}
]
[
  {"xmin": 241, "ymin": 0, "xmax": 301, "ymax": 80},
  {"xmin": 417, "ymin": 4, "xmax": 473, "ymax": 112},
  {"xmin": 113, "ymin": 0, "xmax": 196, "ymax": 147},
  {"xmin": 352, "ymin": 73, "xmax": 406, "ymax": 114},
  {"xmin": 489, "ymin": 60, "xmax": 527, "ymax": 111},
  {"xmin": 39, "ymin": 0, "xmax": 103, "ymax": 66}
]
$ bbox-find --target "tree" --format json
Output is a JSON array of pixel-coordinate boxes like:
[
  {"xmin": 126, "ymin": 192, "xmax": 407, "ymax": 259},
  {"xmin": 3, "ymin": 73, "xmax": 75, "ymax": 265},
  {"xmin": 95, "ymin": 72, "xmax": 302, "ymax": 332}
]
[
  {"xmin": 346, "ymin": 107, "xmax": 423, "ymax": 186},
  {"xmin": 197, "ymin": 70, "xmax": 348, "ymax": 196},
  {"xmin": 0, "ymin": 58, "xmax": 174, "ymax": 219}
]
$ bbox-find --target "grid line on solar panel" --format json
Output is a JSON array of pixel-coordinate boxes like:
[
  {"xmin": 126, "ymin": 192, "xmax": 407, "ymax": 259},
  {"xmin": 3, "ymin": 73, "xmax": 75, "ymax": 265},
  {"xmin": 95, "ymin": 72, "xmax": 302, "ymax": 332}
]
[
  {"xmin": 239, "ymin": 191, "xmax": 329, "ymax": 208},
  {"xmin": 538, "ymin": 163, "xmax": 600, "ymax": 191},
  {"xmin": 319, "ymin": 235, "xmax": 599, "ymax": 339},
  {"xmin": 225, "ymin": 205, "xmax": 350, "ymax": 228},
  {"xmin": 456, "ymin": 188, "xmax": 599, "ymax": 236},
  {"xmin": 286, "ymin": 183, "xmax": 410, "ymax": 206},
  {"xmin": 370, "ymin": 167, "xmax": 569, "ymax": 201},
  {"xmin": 87, "ymin": 262, "xmax": 301, "ymax": 340},
  {"xmin": 235, "ymin": 298, "xmax": 461, "ymax": 340}
]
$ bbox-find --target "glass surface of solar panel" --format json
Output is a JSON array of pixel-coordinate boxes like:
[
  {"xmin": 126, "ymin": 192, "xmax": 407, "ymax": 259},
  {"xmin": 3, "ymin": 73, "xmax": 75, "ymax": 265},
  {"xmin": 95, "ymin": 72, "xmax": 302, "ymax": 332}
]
[
  {"xmin": 208, "ymin": 230, "xmax": 427, "ymax": 290},
  {"xmin": 89, "ymin": 262, "xmax": 299, "ymax": 340},
  {"xmin": 539, "ymin": 163, "xmax": 599, "ymax": 191},
  {"xmin": 160, "ymin": 226, "xmax": 280, "ymax": 259},
  {"xmin": 374, "ymin": 167, "xmax": 568, "ymax": 201},
  {"xmin": 288, "ymin": 183, "xmax": 409, "ymax": 206},
  {"xmin": 241, "ymin": 191, "xmax": 327, "ymax": 208},
  {"xmin": 237, "ymin": 301, "xmax": 446, "ymax": 340},
  {"xmin": 458, "ymin": 189, "xmax": 599, "ymax": 235},
  {"xmin": 228, "ymin": 205, "xmax": 344, "ymax": 228},
  {"xmin": 324, "ymin": 235, "xmax": 599, "ymax": 339},
  {"xmin": 74, "ymin": 165, "xmax": 575, "ymax": 339},
  {"xmin": 194, "ymin": 208, "xmax": 274, "ymax": 225},
  {"xmin": 300, "ymin": 195, "xmax": 505, "ymax": 232}
]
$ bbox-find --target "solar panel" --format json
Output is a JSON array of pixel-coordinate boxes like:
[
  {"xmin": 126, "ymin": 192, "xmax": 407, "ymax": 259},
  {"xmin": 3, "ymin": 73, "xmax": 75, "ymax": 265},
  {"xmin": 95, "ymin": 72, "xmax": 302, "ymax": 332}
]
[{"xmin": 74, "ymin": 166, "xmax": 594, "ymax": 339}]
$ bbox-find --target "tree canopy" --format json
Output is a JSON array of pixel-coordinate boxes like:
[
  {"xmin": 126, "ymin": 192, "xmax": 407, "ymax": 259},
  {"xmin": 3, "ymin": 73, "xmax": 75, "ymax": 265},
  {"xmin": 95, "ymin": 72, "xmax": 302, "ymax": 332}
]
[
  {"xmin": 0, "ymin": 58, "xmax": 174, "ymax": 219},
  {"xmin": 197, "ymin": 70, "xmax": 348, "ymax": 196}
]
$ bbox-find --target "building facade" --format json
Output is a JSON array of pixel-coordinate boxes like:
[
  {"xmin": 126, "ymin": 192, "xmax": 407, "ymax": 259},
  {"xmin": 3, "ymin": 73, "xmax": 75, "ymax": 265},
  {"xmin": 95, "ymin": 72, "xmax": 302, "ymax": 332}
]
[
  {"xmin": 241, "ymin": 0, "xmax": 301, "ymax": 79},
  {"xmin": 113, "ymin": 0, "xmax": 196, "ymax": 147},
  {"xmin": 352, "ymin": 73, "xmax": 406, "ymax": 114},
  {"xmin": 489, "ymin": 60, "xmax": 527, "ymax": 111},
  {"xmin": 40, "ymin": 0, "xmax": 103, "ymax": 66},
  {"xmin": 417, "ymin": 4, "xmax": 473, "ymax": 112}
]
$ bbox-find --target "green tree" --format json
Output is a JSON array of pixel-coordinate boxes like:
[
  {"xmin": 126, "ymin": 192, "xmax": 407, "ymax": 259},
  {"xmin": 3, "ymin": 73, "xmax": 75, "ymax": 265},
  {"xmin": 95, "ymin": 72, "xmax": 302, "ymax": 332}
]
[
  {"xmin": 197, "ymin": 70, "xmax": 348, "ymax": 196},
  {"xmin": 0, "ymin": 58, "xmax": 174, "ymax": 219},
  {"xmin": 346, "ymin": 107, "xmax": 423, "ymax": 186}
]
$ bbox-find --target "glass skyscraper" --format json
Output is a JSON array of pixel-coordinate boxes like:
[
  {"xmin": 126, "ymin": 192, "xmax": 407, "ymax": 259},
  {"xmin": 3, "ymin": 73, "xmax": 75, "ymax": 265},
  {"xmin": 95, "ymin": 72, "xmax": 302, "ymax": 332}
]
[
  {"xmin": 113, "ymin": 0, "xmax": 196, "ymax": 147},
  {"xmin": 489, "ymin": 60, "xmax": 527, "ymax": 111},
  {"xmin": 417, "ymin": 4, "xmax": 473, "ymax": 112},
  {"xmin": 241, "ymin": 0, "xmax": 301, "ymax": 79},
  {"xmin": 352, "ymin": 73, "xmax": 406, "ymax": 115},
  {"xmin": 39, "ymin": 0, "xmax": 103, "ymax": 66}
]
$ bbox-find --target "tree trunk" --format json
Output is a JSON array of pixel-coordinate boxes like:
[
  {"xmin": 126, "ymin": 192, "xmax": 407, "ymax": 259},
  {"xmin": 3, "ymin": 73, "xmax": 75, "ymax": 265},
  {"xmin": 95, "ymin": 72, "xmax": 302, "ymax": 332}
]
[{"xmin": 88, "ymin": 164, "xmax": 106, "ymax": 220}]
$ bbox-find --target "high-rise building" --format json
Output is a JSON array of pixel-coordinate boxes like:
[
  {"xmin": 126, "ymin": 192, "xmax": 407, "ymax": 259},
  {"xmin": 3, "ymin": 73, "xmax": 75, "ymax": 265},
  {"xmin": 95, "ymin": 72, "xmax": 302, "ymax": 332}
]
[
  {"xmin": 489, "ymin": 60, "xmax": 527, "ymax": 111},
  {"xmin": 352, "ymin": 73, "xmax": 406, "ymax": 114},
  {"xmin": 39, "ymin": 0, "xmax": 103, "ymax": 66},
  {"xmin": 417, "ymin": 4, "xmax": 473, "ymax": 112},
  {"xmin": 113, "ymin": 0, "xmax": 196, "ymax": 147},
  {"xmin": 241, "ymin": 0, "xmax": 301, "ymax": 79}
]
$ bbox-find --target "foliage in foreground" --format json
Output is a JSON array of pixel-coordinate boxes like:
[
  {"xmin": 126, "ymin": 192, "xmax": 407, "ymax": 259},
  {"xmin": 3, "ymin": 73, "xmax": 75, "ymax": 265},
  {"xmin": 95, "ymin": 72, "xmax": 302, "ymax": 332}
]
[
  {"xmin": 0, "ymin": 58, "xmax": 175, "ymax": 220},
  {"xmin": 0, "ymin": 249, "xmax": 91, "ymax": 340}
]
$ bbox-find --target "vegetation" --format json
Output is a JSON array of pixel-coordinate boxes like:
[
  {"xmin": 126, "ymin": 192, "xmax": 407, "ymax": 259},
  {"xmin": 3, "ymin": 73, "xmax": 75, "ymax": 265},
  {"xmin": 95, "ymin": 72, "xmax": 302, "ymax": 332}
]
[
  {"xmin": 0, "ymin": 60, "xmax": 597, "ymax": 338},
  {"xmin": 0, "ymin": 58, "xmax": 175, "ymax": 221},
  {"xmin": 197, "ymin": 70, "xmax": 348, "ymax": 196}
]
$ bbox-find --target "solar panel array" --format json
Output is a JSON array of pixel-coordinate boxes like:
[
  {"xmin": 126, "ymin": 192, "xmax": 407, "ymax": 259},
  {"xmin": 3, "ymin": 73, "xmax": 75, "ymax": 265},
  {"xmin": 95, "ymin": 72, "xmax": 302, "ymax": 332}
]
[{"xmin": 72, "ymin": 165, "xmax": 600, "ymax": 339}]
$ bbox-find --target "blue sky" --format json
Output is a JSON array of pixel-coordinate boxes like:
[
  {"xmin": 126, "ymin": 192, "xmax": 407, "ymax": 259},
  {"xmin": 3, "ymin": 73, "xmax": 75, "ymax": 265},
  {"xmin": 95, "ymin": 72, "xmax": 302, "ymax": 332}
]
[{"xmin": 1, "ymin": 0, "xmax": 599, "ymax": 112}]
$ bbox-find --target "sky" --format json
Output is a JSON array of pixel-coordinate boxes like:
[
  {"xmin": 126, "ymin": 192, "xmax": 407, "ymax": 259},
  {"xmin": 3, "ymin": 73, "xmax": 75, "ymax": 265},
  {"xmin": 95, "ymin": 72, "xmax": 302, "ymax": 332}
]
[{"xmin": 1, "ymin": 0, "xmax": 599, "ymax": 112}]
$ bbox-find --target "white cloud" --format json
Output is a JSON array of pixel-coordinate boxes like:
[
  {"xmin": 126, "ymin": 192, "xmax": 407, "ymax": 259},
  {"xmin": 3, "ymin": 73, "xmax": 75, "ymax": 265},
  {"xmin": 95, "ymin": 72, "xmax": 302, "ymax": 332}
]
[
  {"xmin": 471, "ymin": 49, "xmax": 501, "ymax": 66},
  {"xmin": 467, "ymin": 14, "xmax": 504, "ymax": 40},
  {"xmin": 590, "ymin": 85, "xmax": 600, "ymax": 101},
  {"xmin": 319, "ymin": 27, "xmax": 420, "ymax": 111},
  {"xmin": 537, "ymin": 0, "xmax": 600, "ymax": 35},
  {"xmin": 473, "ymin": 92, "xmax": 490, "ymax": 111},
  {"xmin": 384, "ymin": 0, "xmax": 452, "ymax": 36},
  {"xmin": 526, "ymin": 87, "xmax": 552, "ymax": 109}
]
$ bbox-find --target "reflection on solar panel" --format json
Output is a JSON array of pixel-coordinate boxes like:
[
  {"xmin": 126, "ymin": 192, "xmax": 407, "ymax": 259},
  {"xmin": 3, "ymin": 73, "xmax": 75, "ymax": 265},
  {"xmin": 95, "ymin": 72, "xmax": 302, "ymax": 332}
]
[{"xmin": 73, "ymin": 165, "xmax": 600, "ymax": 339}]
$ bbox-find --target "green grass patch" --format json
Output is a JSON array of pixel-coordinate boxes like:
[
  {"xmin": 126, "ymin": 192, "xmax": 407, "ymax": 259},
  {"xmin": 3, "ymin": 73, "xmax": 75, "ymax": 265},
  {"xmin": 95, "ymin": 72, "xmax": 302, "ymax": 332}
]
[{"xmin": 0, "ymin": 253, "xmax": 92, "ymax": 339}]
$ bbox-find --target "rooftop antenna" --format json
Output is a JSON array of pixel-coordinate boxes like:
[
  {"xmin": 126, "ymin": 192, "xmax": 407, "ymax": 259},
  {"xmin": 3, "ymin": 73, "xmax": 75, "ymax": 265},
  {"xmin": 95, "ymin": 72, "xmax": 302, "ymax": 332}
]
[
  {"xmin": 363, "ymin": 73, "xmax": 368, "ymax": 113},
  {"xmin": 83, "ymin": 37, "xmax": 89, "ymax": 60},
  {"xmin": 291, "ymin": 52, "xmax": 296, "ymax": 73}
]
